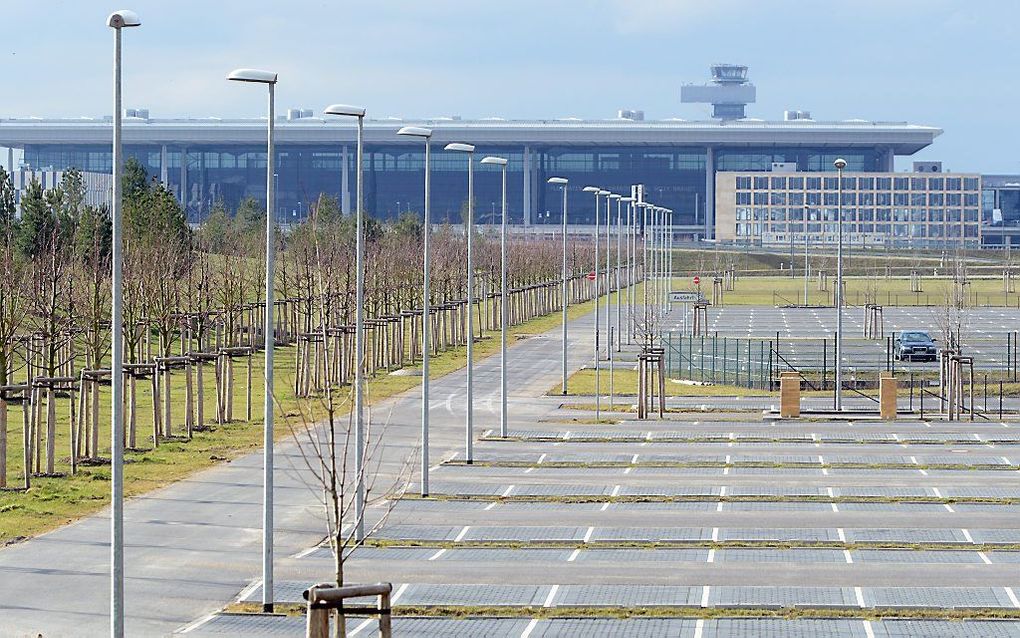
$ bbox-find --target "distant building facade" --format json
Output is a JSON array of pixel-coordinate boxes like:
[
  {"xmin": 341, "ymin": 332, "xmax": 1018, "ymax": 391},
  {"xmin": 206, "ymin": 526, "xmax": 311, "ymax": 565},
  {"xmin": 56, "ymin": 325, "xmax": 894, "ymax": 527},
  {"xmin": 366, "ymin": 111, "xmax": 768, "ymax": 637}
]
[
  {"xmin": 715, "ymin": 171, "xmax": 983, "ymax": 248},
  {"xmin": 6, "ymin": 169, "xmax": 112, "ymax": 216},
  {"xmin": 0, "ymin": 66, "xmax": 941, "ymax": 237}
]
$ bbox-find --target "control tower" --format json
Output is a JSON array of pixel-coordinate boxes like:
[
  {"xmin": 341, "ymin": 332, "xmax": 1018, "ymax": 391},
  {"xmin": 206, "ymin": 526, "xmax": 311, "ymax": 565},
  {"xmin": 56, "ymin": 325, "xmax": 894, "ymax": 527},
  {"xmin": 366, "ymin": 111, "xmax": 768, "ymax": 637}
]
[{"xmin": 680, "ymin": 64, "xmax": 756, "ymax": 120}]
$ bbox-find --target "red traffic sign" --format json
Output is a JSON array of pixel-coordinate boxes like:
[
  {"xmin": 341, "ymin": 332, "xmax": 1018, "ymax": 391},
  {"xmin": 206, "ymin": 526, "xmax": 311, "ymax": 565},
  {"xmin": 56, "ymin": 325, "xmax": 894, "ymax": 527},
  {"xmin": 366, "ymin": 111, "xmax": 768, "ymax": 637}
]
[
  {"xmin": 587, "ymin": 271, "xmax": 597, "ymax": 281},
  {"xmin": 693, "ymin": 276, "xmax": 701, "ymax": 285}
]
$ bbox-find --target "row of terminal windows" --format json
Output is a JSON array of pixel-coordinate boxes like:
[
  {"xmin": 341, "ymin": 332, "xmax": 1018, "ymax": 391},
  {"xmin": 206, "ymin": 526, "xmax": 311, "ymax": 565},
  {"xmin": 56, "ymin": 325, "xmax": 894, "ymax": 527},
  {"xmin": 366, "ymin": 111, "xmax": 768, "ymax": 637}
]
[
  {"xmin": 736, "ymin": 192, "xmax": 981, "ymax": 206},
  {"xmin": 734, "ymin": 207, "xmax": 982, "ymax": 223},
  {"xmin": 736, "ymin": 223, "xmax": 979, "ymax": 238},
  {"xmin": 734, "ymin": 176, "xmax": 980, "ymax": 191}
]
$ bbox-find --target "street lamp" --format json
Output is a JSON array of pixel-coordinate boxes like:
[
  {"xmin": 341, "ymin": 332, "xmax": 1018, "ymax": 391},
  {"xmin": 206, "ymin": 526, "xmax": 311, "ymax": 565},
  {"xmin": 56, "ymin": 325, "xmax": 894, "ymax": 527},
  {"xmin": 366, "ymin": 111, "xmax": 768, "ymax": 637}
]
[
  {"xmin": 834, "ymin": 157, "xmax": 847, "ymax": 411},
  {"xmin": 397, "ymin": 126, "xmax": 433, "ymax": 494},
  {"xmin": 606, "ymin": 193, "xmax": 619, "ymax": 359},
  {"xmin": 228, "ymin": 65, "xmax": 279, "ymax": 613},
  {"xmin": 323, "ymin": 103, "xmax": 366, "ymax": 541},
  {"xmin": 445, "ymin": 142, "xmax": 476, "ymax": 460},
  {"xmin": 619, "ymin": 197, "xmax": 633, "ymax": 352},
  {"xmin": 481, "ymin": 156, "xmax": 509, "ymax": 438},
  {"xmin": 548, "ymin": 177, "xmax": 569, "ymax": 395},
  {"xmin": 582, "ymin": 186, "xmax": 603, "ymax": 419},
  {"xmin": 107, "ymin": 10, "xmax": 140, "ymax": 636}
]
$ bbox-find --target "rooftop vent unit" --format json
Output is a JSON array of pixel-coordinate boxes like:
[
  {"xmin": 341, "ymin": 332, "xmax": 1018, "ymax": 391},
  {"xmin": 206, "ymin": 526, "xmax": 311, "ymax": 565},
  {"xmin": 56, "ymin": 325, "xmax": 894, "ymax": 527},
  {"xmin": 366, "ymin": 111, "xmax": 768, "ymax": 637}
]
[
  {"xmin": 287, "ymin": 108, "xmax": 314, "ymax": 121},
  {"xmin": 617, "ymin": 109, "xmax": 645, "ymax": 121},
  {"xmin": 784, "ymin": 110, "xmax": 811, "ymax": 121},
  {"xmin": 680, "ymin": 64, "xmax": 756, "ymax": 120},
  {"xmin": 913, "ymin": 161, "xmax": 943, "ymax": 173}
]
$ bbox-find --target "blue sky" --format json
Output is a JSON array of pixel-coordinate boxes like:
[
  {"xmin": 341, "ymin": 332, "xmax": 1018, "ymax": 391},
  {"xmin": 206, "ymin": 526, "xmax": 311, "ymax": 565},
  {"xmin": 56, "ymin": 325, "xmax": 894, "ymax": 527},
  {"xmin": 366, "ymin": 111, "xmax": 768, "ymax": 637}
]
[{"xmin": 2, "ymin": 0, "xmax": 1018, "ymax": 172}]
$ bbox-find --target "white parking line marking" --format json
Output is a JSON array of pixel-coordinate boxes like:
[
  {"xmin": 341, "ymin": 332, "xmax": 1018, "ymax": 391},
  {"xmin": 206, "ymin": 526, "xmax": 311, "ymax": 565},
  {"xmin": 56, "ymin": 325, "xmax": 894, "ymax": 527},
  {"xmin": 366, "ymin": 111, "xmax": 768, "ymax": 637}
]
[
  {"xmin": 700, "ymin": 585, "xmax": 711, "ymax": 608},
  {"xmin": 454, "ymin": 526, "xmax": 470, "ymax": 542},
  {"xmin": 484, "ymin": 502, "xmax": 499, "ymax": 511},
  {"xmin": 978, "ymin": 551, "xmax": 993, "ymax": 565},
  {"xmin": 1006, "ymin": 587, "xmax": 1020, "ymax": 609},
  {"xmin": 520, "ymin": 619, "xmax": 539, "ymax": 638},
  {"xmin": 707, "ymin": 548, "xmax": 716, "ymax": 563},
  {"xmin": 961, "ymin": 529, "xmax": 975, "ymax": 544},
  {"xmin": 837, "ymin": 528, "xmax": 846, "ymax": 542},
  {"xmin": 428, "ymin": 549, "xmax": 447, "ymax": 561},
  {"xmin": 567, "ymin": 548, "xmax": 581, "ymax": 562},
  {"xmin": 543, "ymin": 585, "xmax": 560, "ymax": 608},
  {"xmin": 583, "ymin": 527, "xmax": 595, "ymax": 543},
  {"xmin": 855, "ymin": 586, "xmax": 866, "ymax": 608}
]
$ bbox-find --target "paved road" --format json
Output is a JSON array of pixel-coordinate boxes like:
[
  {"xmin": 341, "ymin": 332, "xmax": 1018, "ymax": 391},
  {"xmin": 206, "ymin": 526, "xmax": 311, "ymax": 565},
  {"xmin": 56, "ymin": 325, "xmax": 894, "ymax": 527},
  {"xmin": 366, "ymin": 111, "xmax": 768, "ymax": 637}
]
[{"xmin": 0, "ymin": 309, "xmax": 600, "ymax": 636}]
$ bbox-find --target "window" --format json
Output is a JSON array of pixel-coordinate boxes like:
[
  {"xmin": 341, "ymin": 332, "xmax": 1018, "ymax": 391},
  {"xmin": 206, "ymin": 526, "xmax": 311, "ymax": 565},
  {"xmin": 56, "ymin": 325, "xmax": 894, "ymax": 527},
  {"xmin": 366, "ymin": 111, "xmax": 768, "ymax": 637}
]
[
  {"xmin": 771, "ymin": 192, "xmax": 787, "ymax": 205},
  {"xmin": 754, "ymin": 176, "xmax": 769, "ymax": 189},
  {"xmin": 736, "ymin": 192, "xmax": 751, "ymax": 205},
  {"xmin": 788, "ymin": 177, "xmax": 803, "ymax": 189},
  {"xmin": 928, "ymin": 193, "xmax": 943, "ymax": 206},
  {"xmin": 946, "ymin": 177, "xmax": 962, "ymax": 190},
  {"xmin": 894, "ymin": 193, "xmax": 909, "ymax": 206},
  {"xmin": 754, "ymin": 192, "xmax": 769, "ymax": 205},
  {"xmin": 927, "ymin": 177, "xmax": 944, "ymax": 190},
  {"xmin": 894, "ymin": 177, "xmax": 909, "ymax": 190},
  {"xmin": 806, "ymin": 177, "xmax": 822, "ymax": 190},
  {"xmin": 824, "ymin": 177, "xmax": 838, "ymax": 190},
  {"xmin": 876, "ymin": 177, "xmax": 891, "ymax": 190},
  {"xmin": 859, "ymin": 177, "xmax": 874, "ymax": 190},
  {"xmin": 911, "ymin": 177, "xmax": 927, "ymax": 191},
  {"xmin": 964, "ymin": 177, "xmax": 979, "ymax": 191},
  {"xmin": 736, "ymin": 176, "xmax": 752, "ymax": 189},
  {"xmin": 841, "ymin": 177, "xmax": 856, "ymax": 190},
  {"xmin": 911, "ymin": 193, "xmax": 926, "ymax": 206},
  {"xmin": 771, "ymin": 176, "xmax": 786, "ymax": 189}
]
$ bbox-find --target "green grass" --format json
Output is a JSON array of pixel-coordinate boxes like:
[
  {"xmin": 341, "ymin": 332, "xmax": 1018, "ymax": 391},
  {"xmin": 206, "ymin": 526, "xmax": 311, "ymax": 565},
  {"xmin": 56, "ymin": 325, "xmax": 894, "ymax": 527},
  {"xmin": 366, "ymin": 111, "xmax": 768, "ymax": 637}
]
[{"xmin": 0, "ymin": 289, "xmax": 617, "ymax": 543}]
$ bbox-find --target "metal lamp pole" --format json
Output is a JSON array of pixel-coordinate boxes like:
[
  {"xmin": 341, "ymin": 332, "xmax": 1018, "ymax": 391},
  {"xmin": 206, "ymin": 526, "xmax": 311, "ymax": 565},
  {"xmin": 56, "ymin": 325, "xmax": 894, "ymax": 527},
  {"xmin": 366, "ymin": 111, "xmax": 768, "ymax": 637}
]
[
  {"xmin": 228, "ymin": 66, "xmax": 279, "ymax": 613},
  {"xmin": 397, "ymin": 126, "xmax": 434, "ymax": 493},
  {"xmin": 482, "ymin": 156, "xmax": 509, "ymax": 437},
  {"xmin": 445, "ymin": 143, "xmax": 476, "ymax": 460},
  {"xmin": 617, "ymin": 197, "xmax": 629, "ymax": 352},
  {"xmin": 605, "ymin": 193, "xmax": 617, "ymax": 359},
  {"xmin": 834, "ymin": 157, "xmax": 847, "ymax": 411},
  {"xmin": 324, "ymin": 104, "xmax": 367, "ymax": 538},
  {"xmin": 548, "ymin": 177, "xmax": 569, "ymax": 394},
  {"xmin": 107, "ymin": 10, "xmax": 140, "ymax": 636},
  {"xmin": 583, "ymin": 186, "xmax": 602, "ymax": 418}
]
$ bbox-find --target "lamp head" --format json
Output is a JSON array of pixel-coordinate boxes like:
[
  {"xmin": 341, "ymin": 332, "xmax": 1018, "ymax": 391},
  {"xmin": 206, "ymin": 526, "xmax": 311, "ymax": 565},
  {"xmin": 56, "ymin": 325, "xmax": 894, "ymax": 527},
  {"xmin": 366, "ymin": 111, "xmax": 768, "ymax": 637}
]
[
  {"xmin": 621, "ymin": 196, "xmax": 634, "ymax": 202},
  {"xmin": 480, "ymin": 156, "xmax": 508, "ymax": 166},
  {"xmin": 582, "ymin": 186, "xmax": 600, "ymax": 193},
  {"xmin": 444, "ymin": 143, "xmax": 475, "ymax": 153},
  {"xmin": 834, "ymin": 158, "xmax": 847, "ymax": 170},
  {"xmin": 609, "ymin": 194, "xmax": 621, "ymax": 200},
  {"xmin": 547, "ymin": 177, "xmax": 568, "ymax": 185},
  {"xmin": 107, "ymin": 9, "xmax": 141, "ymax": 28},
  {"xmin": 397, "ymin": 126, "xmax": 432, "ymax": 138},
  {"xmin": 324, "ymin": 104, "xmax": 366, "ymax": 117},
  {"xmin": 227, "ymin": 68, "xmax": 278, "ymax": 84},
  {"xmin": 598, "ymin": 190, "xmax": 611, "ymax": 196}
]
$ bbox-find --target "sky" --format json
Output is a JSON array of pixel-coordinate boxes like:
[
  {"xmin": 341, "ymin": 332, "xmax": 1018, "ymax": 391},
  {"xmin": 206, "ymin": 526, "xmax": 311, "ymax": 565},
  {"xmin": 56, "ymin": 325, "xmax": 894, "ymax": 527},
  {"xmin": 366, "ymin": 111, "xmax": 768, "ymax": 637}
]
[{"xmin": 2, "ymin": 0, "xmax": 1018, "ymax": 172}]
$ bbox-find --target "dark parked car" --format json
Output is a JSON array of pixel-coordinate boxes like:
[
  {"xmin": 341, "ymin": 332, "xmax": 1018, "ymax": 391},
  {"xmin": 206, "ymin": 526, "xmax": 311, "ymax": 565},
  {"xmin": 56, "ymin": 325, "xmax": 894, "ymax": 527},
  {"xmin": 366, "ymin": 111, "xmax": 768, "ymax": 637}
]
[{"xmin": 894, "ymin": 330, "xmax": 938, "ymax": 362}]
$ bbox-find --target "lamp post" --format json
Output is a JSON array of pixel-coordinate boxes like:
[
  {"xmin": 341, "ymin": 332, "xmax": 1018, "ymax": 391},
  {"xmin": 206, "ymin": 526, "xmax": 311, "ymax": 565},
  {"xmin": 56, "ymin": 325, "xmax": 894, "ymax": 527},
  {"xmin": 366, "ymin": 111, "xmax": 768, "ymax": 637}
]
[
  {"xmin": 834, "ymin": 157, "xmax": 847, "ymax": 411},
  {"xmin": 548, "ymin": 177, "xmax": 569, "ymax": 395},
  {"xmin": 481, "ymin": 156, "xmax": 509, "ymax": 437},
  {"xmin": 626, "ymin": 196, "xmax": 635, "ymax": 344},
  {"xmin": 582, "ymin": 186, "xmax": 603, "ymax": 419},
  {"xmin": 445, "ymin": 143, "xmax": 476, "ymax": 460},
  {"xmin": 107, "ymin": 10, "xmax": 140, "ymax": 636},
  {"xmin": 324, "ymin": 104, "xmax": 366, "ymax": 540},
  {"xmin": 227, "ymin": 66, "xmax": 278, "ymax": 613},
  {"xmin": 618, "ymin": 197, "xmax": 631, "ymax": 352},
  {"xmin": 397, "ymin": 126, "xmax": 434, "ymax": 494},
  {"xmin": 605, "ymin": 193, "xmax": 617, "ymax": 359}
]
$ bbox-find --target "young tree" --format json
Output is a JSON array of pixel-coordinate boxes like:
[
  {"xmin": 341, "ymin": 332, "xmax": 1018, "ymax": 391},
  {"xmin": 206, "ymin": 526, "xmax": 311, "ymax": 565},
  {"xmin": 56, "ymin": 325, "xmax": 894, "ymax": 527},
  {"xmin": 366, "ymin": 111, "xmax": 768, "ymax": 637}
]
[{"xmin": 0, "ymin": 168, "xmax": 25, "ymax": 487}]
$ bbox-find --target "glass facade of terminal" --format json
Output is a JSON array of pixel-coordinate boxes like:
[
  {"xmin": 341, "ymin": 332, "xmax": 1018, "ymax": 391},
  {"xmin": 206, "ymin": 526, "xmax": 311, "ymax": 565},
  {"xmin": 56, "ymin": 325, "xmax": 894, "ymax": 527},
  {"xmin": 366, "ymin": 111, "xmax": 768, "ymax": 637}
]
[
  {"xmin": 23, "ymin": 143, "xmax": 888, "ymax": 226},
  {"xmin": 717, "ymin": 172, "xmax": 984, "ymax": 248}
]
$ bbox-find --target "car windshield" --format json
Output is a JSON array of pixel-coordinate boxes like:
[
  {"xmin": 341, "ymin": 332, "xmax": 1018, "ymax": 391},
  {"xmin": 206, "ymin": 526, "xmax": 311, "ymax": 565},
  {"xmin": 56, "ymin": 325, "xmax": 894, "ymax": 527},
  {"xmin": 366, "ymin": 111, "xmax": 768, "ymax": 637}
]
[{"xmin": 900, "ymin": 332, "xmax": 931, "ymax": 342}]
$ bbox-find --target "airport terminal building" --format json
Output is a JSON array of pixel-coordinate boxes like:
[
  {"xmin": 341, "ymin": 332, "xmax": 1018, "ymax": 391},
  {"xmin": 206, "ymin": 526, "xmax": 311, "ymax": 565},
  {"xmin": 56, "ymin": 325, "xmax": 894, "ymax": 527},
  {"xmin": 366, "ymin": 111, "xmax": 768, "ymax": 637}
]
[{"xmin": 0, "ymin": 66, "xmax": 942, "ymax": 239}]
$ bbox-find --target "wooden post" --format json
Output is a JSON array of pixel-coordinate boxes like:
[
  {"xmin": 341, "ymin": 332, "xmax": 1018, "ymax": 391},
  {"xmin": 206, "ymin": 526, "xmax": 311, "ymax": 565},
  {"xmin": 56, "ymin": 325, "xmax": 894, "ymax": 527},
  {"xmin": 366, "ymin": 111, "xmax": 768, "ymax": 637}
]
[
  {"xmin": 779, "ymin": 371, "xmax": 801, "ymax": 418},
  {"xmin": 879, "ymin": 371, "xmax": 897, "ymax": 420}
]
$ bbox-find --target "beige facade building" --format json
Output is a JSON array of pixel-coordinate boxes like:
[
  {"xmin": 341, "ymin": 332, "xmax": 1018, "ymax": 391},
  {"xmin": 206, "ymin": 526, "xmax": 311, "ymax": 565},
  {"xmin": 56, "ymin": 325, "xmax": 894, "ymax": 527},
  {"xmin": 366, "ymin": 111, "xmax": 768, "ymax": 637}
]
[{"xmin": 715, "ymin": 171, "xmax": 983, "ymax": 248}]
